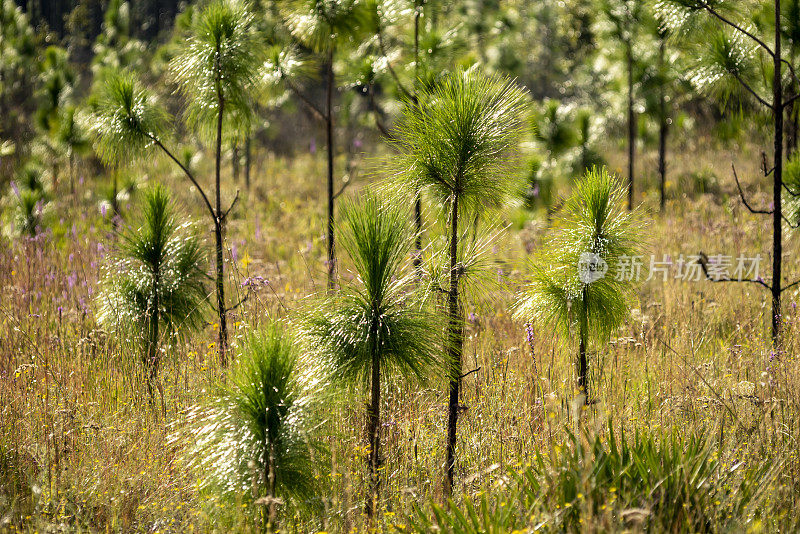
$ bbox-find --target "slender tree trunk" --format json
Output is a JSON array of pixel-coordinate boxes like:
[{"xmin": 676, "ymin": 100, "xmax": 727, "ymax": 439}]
[
  {"xmin": 148, "ymin": 272, "xmax": 160, "ymax": 384},
  {"xmin": 413, "ymin": 5, "xmax": 423, "ymax": 274},
  {"xmin": 326, "ymin": 49, "xmax": 337, "ymax": 291},
  {"xmin": 111, "ymin": 167, "xmax": 120, "ymax": 230},
  {"xmin": 581, "ymin": 137, "xmax": 589, "ymax": 173},
  {"xmin": 772, "ymin": 0, "xmax": 784, "ymax": 346},
  {"xmin": 69, "ymin": 150, "xmax": 75, "ymax": 195},
  {"xmin": 788, "ymin": 48, "xmax": 798, "ymax": 156},
  {"xmin": 626, "ymin": 41, "xmax": 635, "ymax": 211},
  {"xmin": 444, "ymin": 195, "xmax": 463, "ymax": 497},
  {"xmin": 365, "ymin": 339, "xmax": 381, "ymax": 519},
  {"xmin": 215, "ymin": 60, "xmax": 229, "ymax": 365},
  {"xmin": 232, "ymin": 142, "xmax": 240, "ymax": 183},
  {"xmin": 790, "ymin": 99, "xmax": 798, "ymax": 156},
  {"xmin": 265, "ymin": 441, "xmax": 277, "ymax": 533},
  {"xmin": 658, "ymin": 38, "xmax": 668, "ymax": 212},
  {"xmin": 577, "ymin": 288, "xmax": 588, "ymax": 401},
  {"xmin": 245, "ymin": 135, "xmax": 251, "ymax": 190}
]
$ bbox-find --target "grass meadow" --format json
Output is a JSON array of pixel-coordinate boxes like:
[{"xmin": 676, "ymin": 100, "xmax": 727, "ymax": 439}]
[{"xmin": 3, "ymin": 136, "xmax": 800, "ymax": 532}]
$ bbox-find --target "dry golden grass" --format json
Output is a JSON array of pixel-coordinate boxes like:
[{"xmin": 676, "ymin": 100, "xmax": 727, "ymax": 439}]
[{"xmin": 2, "ymin": 137, "xmax": 800, "ymax": 532}]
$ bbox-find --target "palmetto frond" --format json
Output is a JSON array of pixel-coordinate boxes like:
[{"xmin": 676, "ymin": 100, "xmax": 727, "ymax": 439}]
[
  {"xmin": 170, "ymin": 0, "xmax": 261, "ymax": 141},
  {"xmin": 515, "ymin": 167, "xmax": 645, "ymax": 343},
  {"xmin": 299, "ymin": 193, "xmax": 445, "ymax": 387},
  {"xmin": 389, "ymin": 67, "xmax": 529, "ymax": 214},
  {"xmin": 181, "ymin": 324, "xmax": 324, "ymax": 505},
  {"xmin": 97, "ymin": 186, "xmax": 209, "ymax": 339},
  {"xmin": 85, "ymin": 70, "xmax": 168, "ymax": 167}
]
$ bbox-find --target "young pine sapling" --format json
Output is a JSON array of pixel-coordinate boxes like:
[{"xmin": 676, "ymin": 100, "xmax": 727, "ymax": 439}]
[
  {"xmin": 389, "ymin": 68, "xmax": 528, "ymax": 495},
  {"xmin": 88, "ymin": 0, "xmax": 261, "ymax": 363},
  {"xmin": 299, "ymin": 193, "xmax": 444, "ymax": 518},
  {"xmin": 97, "ymin": 186, "xmax": 208, "ymax": 388},
  {"xmin": 183, "ymin": 324, "xmax": 324, "ymax": 532},
  {"xmin": 515, "ymin": 167, "xmax": 645, "ymax": 403}
]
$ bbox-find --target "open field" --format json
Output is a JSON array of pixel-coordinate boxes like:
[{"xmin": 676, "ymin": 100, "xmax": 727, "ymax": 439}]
[{"xmin": 3, "ymin": 135, "xmax": 800, "ymax": 532}]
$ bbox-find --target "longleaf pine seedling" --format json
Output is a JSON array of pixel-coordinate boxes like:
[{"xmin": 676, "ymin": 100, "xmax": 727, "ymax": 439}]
[
  {"xmin": 182, "ymin": 324, "xmax": 325, "ymax": 532},
  {"xmin": 88, "ymin": 0, "xmax": 261, "ymax": 364},
  {"xmin": 299, "ymin": 192, "xmax": 444, "ymax": 518},
  {"xmin": 389, "ymin": 67, "xmax": 528, "ymax": 495},
  {"xmin": 515, "ymin": 167, "xmax": 645, "ymax": 403},
  {"xmin": 97, "ymin": 185, "xmax": 208, "ymax": 388}
]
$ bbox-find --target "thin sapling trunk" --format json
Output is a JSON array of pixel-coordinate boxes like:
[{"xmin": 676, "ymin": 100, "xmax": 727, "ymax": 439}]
[
  {"xmin": 245, "ymin": 135, "xmax": 251, "ymax": 190},
  {"xmin": 772, "ymin": 0, "xmax": 784, "ymax": 345},
  {"xmin": 658, "ymin": 37, "xmax": 668, "ymax": 212},
  {"xmin": 366, "ymin": 336, "xmax": 381, "ymax": 518},
  {"xmin": 148, "ymin": 269, "xmax": 160, "ymax": 384},
  {"xmin": 69, "ymin": 149, "xmax": 75, "ymax": 195},
  {"xmin": 326, "ymin": 49, "xmax": 336, "ymax": 291},
  {"xmin": 232, "ymin": 142, "xmax": 240, "ymax": 183},
  {"xmin": 445, "ymin": 194, "xmax": 463, "ymax": 496},
  {"xmin": 413, "ymin": 5, "xmax": 423, "ymax": 273},
  {"xmin": 627, "ymin": 41, "xmax": 635, "ymax": 211},
  {"xmin": 577, "ymin": 287, "xmax": 588, "ymax": 401},
  {"xmin": 215, "ymin": 50, "xmax": 229, "ymax": 365}
]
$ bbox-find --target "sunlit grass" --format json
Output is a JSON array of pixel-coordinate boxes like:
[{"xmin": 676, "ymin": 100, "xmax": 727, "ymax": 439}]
[{"xmin": 3, "ymin": 138, "xmax": 800, "ymax": 531}]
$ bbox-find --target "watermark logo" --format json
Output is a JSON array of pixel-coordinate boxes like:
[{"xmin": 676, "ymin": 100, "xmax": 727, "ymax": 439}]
[{"xmin": 578, "ymin": 252, "xmax": 608, "ymax": 283}]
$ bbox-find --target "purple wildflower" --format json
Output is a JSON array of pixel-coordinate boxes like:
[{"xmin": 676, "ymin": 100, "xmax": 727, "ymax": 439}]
[{"xmin": 524, "ymin": 322, "xmax": 535, "ymax": 357}]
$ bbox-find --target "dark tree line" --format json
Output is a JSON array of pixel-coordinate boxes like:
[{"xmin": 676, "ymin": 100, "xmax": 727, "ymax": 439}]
[{"xmin": 19, "ymin": 0, "xmax": 180, "ymax": 41}]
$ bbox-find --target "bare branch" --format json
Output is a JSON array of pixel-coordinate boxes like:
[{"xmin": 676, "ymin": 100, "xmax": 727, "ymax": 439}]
[
  {"xmin": 782, "ymin": 279, "xmax": 800, "ymax": 293},
  {"xmin": 369, "ymin": 86, "xmax": 396, "ymax": 141},
  {"xmin": 784, "ymin": 91, "xmax": 800, "ymax": 109},
  {"xmin": 148, "ymin": 134, "xmax": 216, "ymax": 221},
  {"xmin": 374, "ymin": 113, "xmax": 391, "ymax": 138},
  {"xmin": 459, "ymin": 367, "xmax": 481, "ymax": 380},
  {"xmin": 728, "ymin": 69, "xmax": 772, "ymax": 109},
  {"xmin": 761, "ymin": 152, "xmax": 774, "ymax": 176},
  {"xmin": 782, "ymin": 213, "xmax": 800, "ymax": 229},
  {"xmin": 782, "ymin": 181, "xmax": 800, "ymax": 196},
  {"xmin": 226, "ymin": 294, "xmax": 248, "ymax": 313},
  {"xmin": 698, "ymin": 251, "xmax": 771, "ymax": 290},
  {"xmin": 376, "ymin": 24, "xmax": 414, "ymax": 100},
  {"xmin": 284, "ymin": 78, "xmax": 326, "ymax": 121},
  {"xmin": 732, "ymin": 163, "xmax": 772, "ymax": 215},
  {"xmin": 781, "ymin": 58, "xmax": 798, "ymax": 84},
  {"xmin": 333, "ymin": 179, "xmax": 351, "ymax": 200},
  {"xmin": 221, "ymin": 189, "xmax": 240, "ymax": 222}
]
